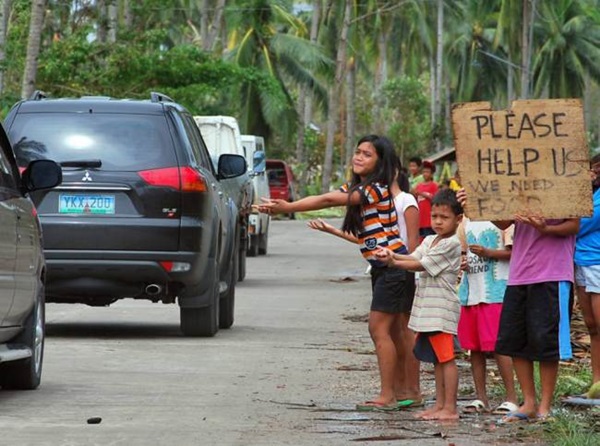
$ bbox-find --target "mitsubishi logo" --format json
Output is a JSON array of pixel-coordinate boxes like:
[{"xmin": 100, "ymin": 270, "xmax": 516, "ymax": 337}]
[{"xmin": 82, "ymin": 171, "xmax": 93, "ymax": 182}]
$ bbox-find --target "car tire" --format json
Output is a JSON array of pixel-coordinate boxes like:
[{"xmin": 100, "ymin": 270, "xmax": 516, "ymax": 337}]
[
  {"xmin": 258, "ymin": 232, "xmax": 268, "ymax": 255},
  {"xmin": 219, "ymin": 239, "xmax": 236, "ymax": 329},
  {"xmin": 218, "ymin": 277, "xmax": 235, "ymax": 330},
  {"xmin": 179, "ymin": 275, "xmax": 219, "ymax": 337},
  {"xmin": 0, "ymin": 279, "xmax": 45, "ymax": 390},
  {"xmin": 247, "ymin": 234, "xmax": 259, "ymax": 257},
  {"xmin": 238, "ymin": 238, "xmax": 247, "ymax": 282}
]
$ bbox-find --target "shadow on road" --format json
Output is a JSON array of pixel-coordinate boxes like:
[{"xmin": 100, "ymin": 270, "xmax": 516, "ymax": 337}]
[{"xmin": 46, "ymin": 321, "xmax": 183, "ymax": 339}]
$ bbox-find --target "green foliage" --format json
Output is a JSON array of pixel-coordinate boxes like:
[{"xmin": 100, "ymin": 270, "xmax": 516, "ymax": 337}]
[
  {"xmin": 542, "ymin": 410, "xmax": 600, "ymax": 446},
  {"xmin": 28, "ymin": 30, "xmax": 283, "ymax": 123},
  {"xmin": 381, "ymin": 76, "xmax": 433, "ymax": 164},
  {"xmin": 296, "ymin": 207, "xmax": 345, "ymax": 220}
]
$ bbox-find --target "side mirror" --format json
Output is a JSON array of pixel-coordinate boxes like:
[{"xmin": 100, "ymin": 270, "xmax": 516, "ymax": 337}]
[
  {"xmin": 21, "ymin": 159, "xmax": 62, "ymax": 192},
  {"xmin": 218, "ymin": 154, "xmax": 247, "ymax": 179},
  {"xmin": 253, "ymin": 151, "xmax": 266, "ymax": 174}
]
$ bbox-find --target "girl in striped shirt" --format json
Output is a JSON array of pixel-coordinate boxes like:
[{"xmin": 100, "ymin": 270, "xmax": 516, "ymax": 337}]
[{"xmin": 260, "ymin": 135, "xmax": 411, "ymax": 411}]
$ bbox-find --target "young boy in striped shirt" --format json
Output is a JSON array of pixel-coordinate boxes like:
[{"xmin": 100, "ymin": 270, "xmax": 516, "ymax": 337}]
[{"xmin": 376, "ymin": 189, "xmax": 464, "ymax": 421}]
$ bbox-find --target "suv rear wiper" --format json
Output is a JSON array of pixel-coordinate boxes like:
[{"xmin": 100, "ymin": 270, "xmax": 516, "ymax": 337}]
[{"xmin": 60, "ymin": 159, "xmax": 102, "ymax": 168}]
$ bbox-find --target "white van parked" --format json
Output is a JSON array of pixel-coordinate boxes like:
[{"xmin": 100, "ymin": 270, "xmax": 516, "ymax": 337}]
[
  {"xmin": 194, "ymin": 116, "xmax": 254, "ymax": 280},
  {"xmin": 241, "ymin": 134, "xmax": 270, "ymax": 256}
]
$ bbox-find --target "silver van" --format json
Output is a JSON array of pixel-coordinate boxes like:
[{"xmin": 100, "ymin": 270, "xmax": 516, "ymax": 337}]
[{"xmin": 241, "ymin": 135, "xmax": 270, "ymax": 256}]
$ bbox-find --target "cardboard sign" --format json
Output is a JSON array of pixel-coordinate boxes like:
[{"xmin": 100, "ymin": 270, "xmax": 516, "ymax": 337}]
[{"xmin": 452, "ymin": 99, "xmax": 592, "ymax": 220}]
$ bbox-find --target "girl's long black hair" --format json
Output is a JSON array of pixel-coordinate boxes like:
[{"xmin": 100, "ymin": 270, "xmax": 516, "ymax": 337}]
[{"xmin": 342, "ymin": 135, "xmax": 399, "ymax": 236}]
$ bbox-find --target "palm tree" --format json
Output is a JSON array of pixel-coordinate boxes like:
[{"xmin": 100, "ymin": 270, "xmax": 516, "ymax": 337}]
[
  {"xmin": 321, "ymin": 0, "xmax": 351, "ymax": 192},
  {"xmin": 21, "ymin": 0, "xmax": 46, "ymax": 99},
  {"xmin": 532, "ymin": 0, "xmax": 600, "ymax": 98},
  {"xmin": 444, "ymin": 0, "xmax": 508, "ymax": 104},
  {"xmin": 0, "ymin": 0, "xmax": 11, "ymax": 95},
  {"xmin": 226, "ymin": 0, "xmax": 330, "ymax": 143}
]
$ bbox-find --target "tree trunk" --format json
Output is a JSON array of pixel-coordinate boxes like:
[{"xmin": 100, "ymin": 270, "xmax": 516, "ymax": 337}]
[
  {"xmin": 345, "ymin": 57, "xmax": 356, "ymax": 173},
  {"xmin": 206, "ymin": 0, "xmax": 226, "ymax": 52},
  {"xmin": 520, "ymin": 0, "xmax": 530, "ymax": 99},
  {"xmin": 0, "ymin": 0, "xmax": 11, "ymax": 95},
  {"xmin": 507, "ymin": 48, "xmax": 514, "ymax": 104},
  {"xmin": 434, "ymin": 0, "xmax": 443, "ymax": 150},
  {"xmin": 297, "ymin": 0, "xmax": 321, "ymax": 197},
  {"xmin": 123, "ymin": 0, "xmax": 132, "ymax": 28},
  {"xmin": 97, "ymin": 0, "xmax": 107, "ymax": 43},
  {"xmin": 429, "ymin": 55, "xmax": 435, "ymax": 124},
  {"xmin": 321, "ymin": 0, "xmax": 351, "ymax": 193},
  {"xmin": 107, "ymin": 0, "xmax": 117, "ymax": 43},
  {"xmin": 21, "ymin": 0, "xmax": 46, "ymax": 100},
  {"xmin": 200, "ymin": 0, "xmax": 209, "ymax": 48},
  {"xmin": 374, "ymin": 21, "xmax": 388, "ymax": 134}
]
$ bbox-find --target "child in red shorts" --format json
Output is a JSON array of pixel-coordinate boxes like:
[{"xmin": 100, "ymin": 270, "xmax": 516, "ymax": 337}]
[{"xmin": 457, "ymin": 218, "xmax": 517, "ymax": 414}]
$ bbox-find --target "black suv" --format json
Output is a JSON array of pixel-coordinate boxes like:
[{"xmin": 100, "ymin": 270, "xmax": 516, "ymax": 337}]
[
  {"xmin": 0, "ymin": 119, "xmax": 62, "ymax": 389},
  {"xmin": 4, "ymin": 92, "xmax": 246, "ymax": 337}
]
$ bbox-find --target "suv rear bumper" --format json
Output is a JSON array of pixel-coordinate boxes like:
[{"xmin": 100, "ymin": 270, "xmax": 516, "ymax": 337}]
[{"xmin": 44, "ymin": 250, "xmax": 215, "ymax": 307}]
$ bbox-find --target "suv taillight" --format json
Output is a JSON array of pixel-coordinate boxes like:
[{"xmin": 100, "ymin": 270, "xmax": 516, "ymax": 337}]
[{"xmin": 138, "ymin": 167, "xmax": 207, "ymax": 192}]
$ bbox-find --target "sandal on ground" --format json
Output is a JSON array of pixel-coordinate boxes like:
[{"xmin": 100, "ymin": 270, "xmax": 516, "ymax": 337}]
[
  {"xmin": 463, "ymin": 399, "xmax": 489, "ymax": 414},
  {"xmin": 535, "ymin": 413, "xmax": 556, "ymax": 424},
  {"xmin": 356, "ymin": 401, "xmax": 398, "ymax": 412},
  {"xmin": 497, "ymin": 411, "xmax": 534, "ymax": 424},
  {"xmin": 396, "ymin": 398, "xmax": 425, "ymax": 409},
  {"xmin": 492, "ymin": 401, "xmax": 519, "ymax": 414}
]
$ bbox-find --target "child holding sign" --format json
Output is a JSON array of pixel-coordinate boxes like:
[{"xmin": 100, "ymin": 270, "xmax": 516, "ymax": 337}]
[{"xmin": 457, "ymin": 190, "xmax": 579, "ymax": 423}]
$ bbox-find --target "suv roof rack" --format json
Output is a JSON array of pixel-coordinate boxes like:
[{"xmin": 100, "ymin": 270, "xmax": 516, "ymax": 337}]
[
  {"xmin": 150, "ymin": 92, "xmax": 174, "ymax": 103},
  {"xmin": 29, "ymin": 90, "xmax": 47, "ymax": 101}
]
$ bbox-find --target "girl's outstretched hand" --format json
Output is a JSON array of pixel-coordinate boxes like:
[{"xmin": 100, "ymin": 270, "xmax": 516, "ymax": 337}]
[
  {"xmin": 307, "ymin": 218, "xmax": 335, "ymax": 234},
  {"xmin": 257, "ymin": 197, "xmax": 290, "ymax": 214},
  {"xmin": 375, "ymin": 247, "xmax": 393, "ymax": 266}
]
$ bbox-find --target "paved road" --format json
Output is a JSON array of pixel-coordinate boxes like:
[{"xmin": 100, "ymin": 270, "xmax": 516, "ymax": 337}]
[{"xmin": 0, "ymin": 219, "xmax": 543, "ymax": 445}]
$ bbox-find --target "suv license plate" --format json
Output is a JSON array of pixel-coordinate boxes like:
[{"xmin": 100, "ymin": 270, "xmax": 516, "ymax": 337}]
[{"xmin": 59, "ymin": 194, "xmax": 115, "ymax": 214}]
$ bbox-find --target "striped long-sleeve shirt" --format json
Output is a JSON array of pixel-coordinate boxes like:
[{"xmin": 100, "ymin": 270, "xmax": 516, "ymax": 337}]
[
  {"xmin": 340, "ymin": 182, "xmax": 407, "ymax": 266},
  {"xmin": 408, "ymin": 234, "xmax": 462, "ymax": 334}
]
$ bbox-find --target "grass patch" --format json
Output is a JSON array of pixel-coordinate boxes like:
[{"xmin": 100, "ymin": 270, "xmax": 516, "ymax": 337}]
[
  {"xmin": 487, "ymin": 360, "xmax": 593, "ymax": 403},
  {"xmin": 296, "ymin": 207, "xmax": 345, "ymax": 220},
  {"xmin": 542, "ymin": 409, "xmax": 600, "ymax": 446}
]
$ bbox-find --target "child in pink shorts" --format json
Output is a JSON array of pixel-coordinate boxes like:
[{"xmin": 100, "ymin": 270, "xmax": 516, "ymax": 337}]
[{"xmin": 458, "ymin": 218, "xmax": 518, "ymax": 414}]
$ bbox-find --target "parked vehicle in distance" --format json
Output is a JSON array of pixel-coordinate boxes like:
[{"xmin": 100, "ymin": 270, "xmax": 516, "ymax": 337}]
[
  {"xmin": 0, "ymin": 117, "xmax": 62, "ymax": 389},
  {"xmin": 5, "ymin": 91, "xmax": 246, "ymax": 337},
  {"xmin": 241, "ymin": 135, "xmax": 269, "ymax": 256},
  {"xmin": 266, "ymin": 159, "xmax": 296, "ymax": 219},
  {"xmin": 194, "ymin": 116, "xmax": 253, "ymax": 280}
]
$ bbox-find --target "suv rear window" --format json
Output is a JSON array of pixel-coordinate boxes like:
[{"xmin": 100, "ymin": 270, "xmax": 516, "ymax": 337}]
[{"xmin": 9, "ymin": 113, "xmax": 176, "ymax": 171}]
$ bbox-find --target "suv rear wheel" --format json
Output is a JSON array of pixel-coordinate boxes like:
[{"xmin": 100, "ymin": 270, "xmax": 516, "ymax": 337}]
[
  {"xmin": 0, "ymin": 280, "xmax": 45, "ymax": 390},
  {"xmin": 247, "ymin": 235, "xmax": 259, "ymax": 257},
  {"xmin": 179, "ymin": 265, "xmax": 220, "ymax": 337}
]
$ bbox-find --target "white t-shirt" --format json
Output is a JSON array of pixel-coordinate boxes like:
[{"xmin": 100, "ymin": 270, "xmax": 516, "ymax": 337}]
[
  {"xmin": 458, "ymin": 220, "xmax": 513, "ymax": 306},
  {"xmin": 393, "ymin": 192, "xmax": 418, "ymax": 245}
]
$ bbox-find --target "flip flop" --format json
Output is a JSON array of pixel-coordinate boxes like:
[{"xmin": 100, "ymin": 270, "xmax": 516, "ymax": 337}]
[
  {"xmin": 535, "ymin": 413, "xmax": 556, "ymax": 424},
  {"xmin": 356, "ymin": 401, "xmax": 398, "ymax": 412},
  {"xmin": 492, "ymin": 401, "xmax": 519, "ymax": 414},
  {"xmin": 498, "ymin": 411, "xmax": 533, "ymax": 424},
  {"xmin": 397, "ymin": 398, "xmax": 425, "ymax": 409},
  {"xmin": 463, "ymin": 399, "xmax": 488, "ymax": 414}
]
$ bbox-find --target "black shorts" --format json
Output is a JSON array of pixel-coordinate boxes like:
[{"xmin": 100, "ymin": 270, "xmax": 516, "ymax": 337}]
[
  {"xmin": 495, "ymin": 282, "xmax": 573, "ymax": 361},
  {"xmin": 370, "ymin": 266, "xmax": 413, "ymax": 314}
]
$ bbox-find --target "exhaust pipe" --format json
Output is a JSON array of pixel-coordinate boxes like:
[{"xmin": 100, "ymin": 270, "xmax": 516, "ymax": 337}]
[{"xmin": 145, "ymin": 284, "xmax": 163, "ymax": 296}]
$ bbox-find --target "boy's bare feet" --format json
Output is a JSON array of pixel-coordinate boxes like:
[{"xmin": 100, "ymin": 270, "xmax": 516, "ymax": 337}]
[
  {"xmin": 414, "ymin": 405, "xmax": 441, "ymax": 419},
  {"xmin": 425, "ymin": 408, "xmax": 459, "ymax": 421}
]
